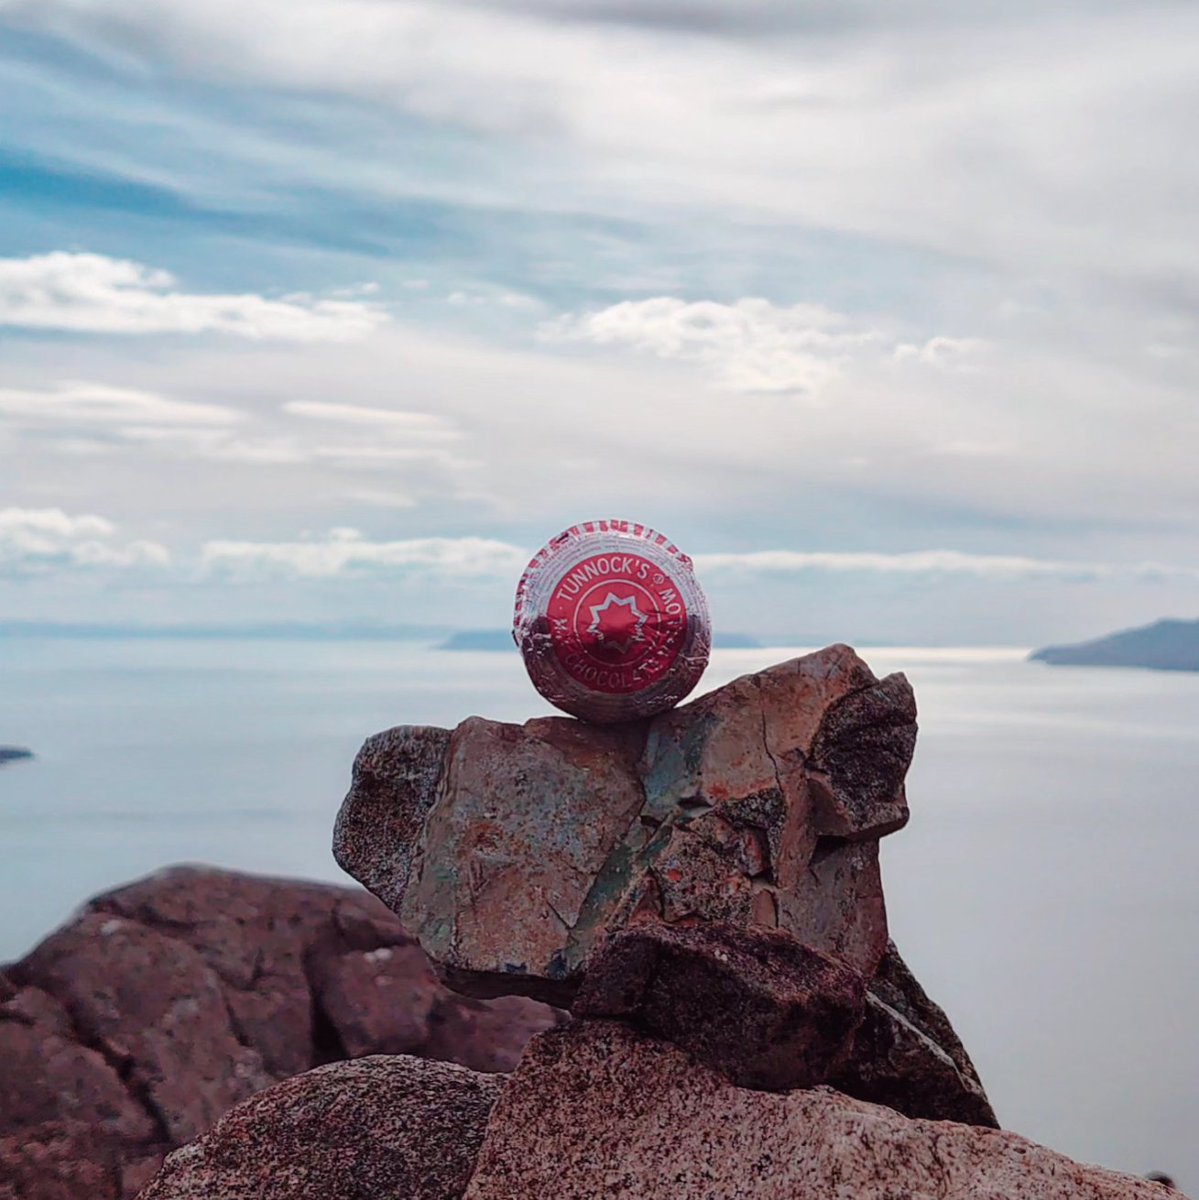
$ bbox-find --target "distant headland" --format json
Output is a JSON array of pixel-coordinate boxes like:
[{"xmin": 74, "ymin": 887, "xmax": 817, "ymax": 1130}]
[
  {"xmin": 1030, "ymin": 618, "xmax": 1199, "ymax": 672},
  {"xmin": 438, "ymin": 629, "xmax": 763, "ymax": 652},
  {"xmin": 0, "ymin": 746, "xmax": 34, "ymax": 766}
]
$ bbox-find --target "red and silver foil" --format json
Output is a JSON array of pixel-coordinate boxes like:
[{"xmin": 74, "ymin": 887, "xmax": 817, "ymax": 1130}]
[{"xmin": 513, "ymin": 519, "xmax": 711, "ymax": 723}]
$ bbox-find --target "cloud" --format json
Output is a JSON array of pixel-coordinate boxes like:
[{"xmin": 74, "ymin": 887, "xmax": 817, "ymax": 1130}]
[
  {"xmin": 544, "ymin": 297, "xmax": 975, "ymax": 394},
  {"xmin": 5, "ymin": 0, "xmax": 1195, "ymax": 305},
  {"xmin": 0, "ymin": 381, "xmax": 242, "ymax": 426},
  {"xmin": 115, "ymin": 426, "xmax": 311, "ymax": 465},
  {"xmin": 201, "ymin": 528, "xmax": 527, "ymax": 579},
  {"xmin": 198, "ymin": 529, "xmax": 1199, "ymax": 588},
  {"xmin": 0, "ymin": 382, "xmax": 471, "ymax": 475},
  {"xmin": 114, "ymin": 429, "xmax": 473, "ymax": 472},
  {"xmin": 0, "ymin": 508, "xmax": 170, "ymax": 575},
  {"xmin": 345, "ymin": 488, "xmax": 419, "ymax": 510},
  {"xmin": 694, "ymin": 549, "xmax": 1199, "ymax": 584},
  {"xmin": 0, "ymin": 253, "xmax": 389, "ymax": 341},
  {"xmin": 892, "ymin": 337, "xmax": 988, "ymax": 368},
  {"xmin": 3, "ymin": 1, "xmax": 1199, "ymax": 644},
  {"xmin": 282, "ymin": 401, "xmax": 458, "ymax": 436}
]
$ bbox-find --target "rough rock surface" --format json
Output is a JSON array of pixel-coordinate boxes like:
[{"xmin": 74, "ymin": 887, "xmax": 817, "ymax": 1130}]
[
  {"xmin": 0, "ymin": 1121, "xmax": 123, "ymax": 1200},
  {"xmin": 832, "ymin": 940, "xmax": 998, "ymax": 1127},
  {"xmin": 334, "ymin": 644, "xmax": 917, "ymax": 1005},
  {"xmin": 572, "ymin": 921, "xmax": 868, "ymax": 1091},
  {"xmin": 465, "ymin": 1020, "xmax": 1171, "ymax": 1200},
  {"xmin": 140, "ymin": 1056, "xmax": 501, "ymax": 1200},
  {"xmin": 0, "ymin": 867, "xmax": 557, "ymax": 1199}
]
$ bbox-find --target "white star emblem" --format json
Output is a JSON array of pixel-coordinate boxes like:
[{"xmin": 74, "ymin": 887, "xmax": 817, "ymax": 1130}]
[{"xmin": 587, "ymin": 592, "xmax": 648, "ymax": 653}]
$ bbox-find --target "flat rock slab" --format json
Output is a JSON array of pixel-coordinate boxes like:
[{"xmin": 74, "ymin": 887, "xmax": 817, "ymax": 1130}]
[
  {"xmin": 572, "ymin": 921, "xmax": 867, "ymax": 1091},
  {"xmin": 140, "ymin": 1056, "xmax": 501, "ymax": 1200},
  {"xmin": 335, "ymin": 645, "xmax": 917, "ymax": 1005},
  {"xmin": 464, "ymin": 1021, "xmax": 1175, "ymax": 1200}
]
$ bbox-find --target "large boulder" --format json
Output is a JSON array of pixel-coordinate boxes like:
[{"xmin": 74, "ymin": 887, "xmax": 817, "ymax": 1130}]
[
  {"xmin": 140, "ymin": 1056, "xmax": 500, "ymax": 1200},
  {"xmin": 1, "ymin": 867, "xmax": 558, "ymax": 1199},
  {"xmin": 464, "ymin": 1020, "xmax": 1171, "ymax": 1200},
  {"xmin": 334, "ymin": 645, "xmax": 917, "ymax": 1006},
  {"xmin": 13, "ymin": 911, "xmax": 275, "ymax": 1147}
]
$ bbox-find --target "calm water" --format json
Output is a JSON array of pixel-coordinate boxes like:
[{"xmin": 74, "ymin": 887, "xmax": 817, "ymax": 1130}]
[{"xmin": 1, "ymin": 638, "xmax": 1196, "ymax": 1188}]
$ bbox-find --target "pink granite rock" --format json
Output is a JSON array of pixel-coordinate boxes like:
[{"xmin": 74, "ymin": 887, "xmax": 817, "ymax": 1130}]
[
  {"xmin": 13, "ymin": 911, "xmax": 274, "ymax": 1147},
  {"xmin": 0, "ymin": 1121, "xmax": 123, "ymax": 1200},
  {"xmin": 335, "ymin": 645, "xmax": 916, "ymax": 1005},
  {"xmin": 139, "ymin": 1056, "xmax": 501, "ymax": 1200},
  {"xmin": 2, "ymin": 867, "xmax": 559, "ymax": 1199},
  {"xmin": 0, "ymin": 985, "xmax": 157, "ymax": 1146},
  {"xmin": 464, "ymin": 1021, "xmax": 1177, "ymax": 1200}
]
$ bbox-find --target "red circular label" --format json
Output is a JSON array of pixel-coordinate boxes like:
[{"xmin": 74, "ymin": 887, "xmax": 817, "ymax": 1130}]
[{"xmin": 544, "ymin": 552, "xmax": 688, "ymax": 694}]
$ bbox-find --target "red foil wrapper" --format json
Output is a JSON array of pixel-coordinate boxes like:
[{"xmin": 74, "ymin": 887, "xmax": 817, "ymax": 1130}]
[{"xmin": 513, "ymin": 519, "xmax": 711, "ymax": 724}]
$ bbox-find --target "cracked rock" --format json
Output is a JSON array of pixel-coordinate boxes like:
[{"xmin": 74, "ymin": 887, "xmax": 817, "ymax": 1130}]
[{"xmin": 335, "ymin": 644, "xmax": 916, "ymax": 1005}]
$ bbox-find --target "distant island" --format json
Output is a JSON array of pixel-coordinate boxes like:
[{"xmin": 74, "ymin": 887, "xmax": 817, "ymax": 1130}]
[
  {"xmin": 1030, "ymin": 618, "xmax": 1199, "ymax": 672},
  {"xmin": 0, "ymin": 746, "xmax": 34, "ymax": 766},
  {"xmin": 439, "ymin": 629, "xmax": 763, "ymax": 652}
]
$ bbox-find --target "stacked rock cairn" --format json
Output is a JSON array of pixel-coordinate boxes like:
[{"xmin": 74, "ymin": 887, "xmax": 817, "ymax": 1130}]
[
  {"xmin": 332, "ymin": 645, "xmax": 1015, "ymax": 1192},
  {"xmin": 142, "ymin": 643, "xmax": 1178, "ymax": 1198}
]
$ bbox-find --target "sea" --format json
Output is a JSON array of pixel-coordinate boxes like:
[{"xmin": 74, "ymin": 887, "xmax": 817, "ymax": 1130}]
[{"xmin": 1, "ymin": 637, "xmax": 1196, "ymax": 1189}]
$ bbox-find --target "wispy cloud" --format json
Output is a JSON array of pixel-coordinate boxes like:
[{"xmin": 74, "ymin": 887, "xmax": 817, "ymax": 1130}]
[
  {"xmin": 192, "ymin": 531, "xmax": 1199, "ymax": 587},
  {"xmin": 544, "ymin": 298, "xmax": 975, "ymax": 394},
  {"xmin": 201, "ymin": 529, "xmax": 527, "ymax": 579},
  {"xmin": 694, "ymin": 549, "xmax": 1199, "ymax": 584},
  {"xmin": 0, "ymin": 253, "xmax": 389, "ymax": 341},
  {"xmin": 282, "ymin": 401, "xmax": 458, "ymax": 436},
  {"xmin": 0, "ymin": 381, "xmax": 241, "ymax": 426},
  {"xmin": 0, "ymin": 508, "xmax": 170, "ymax": 575}
]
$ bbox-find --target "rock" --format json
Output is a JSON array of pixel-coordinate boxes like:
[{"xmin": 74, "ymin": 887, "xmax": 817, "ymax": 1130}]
[
  {"xmin": 333, "ymin": 727, "xmax": 452, "ymax": 914},
  {"xmin": 0, "ymin": 984, "xmax": 157, "ymax": 1145},
  {"xmin": 0, "ymin": 1121, "xmax": 122, "ymax": 1200},
  {"xmin": 2, "ymin": 867, "xmax": 558, "ymax": 1199},
  {"xmin": 308, "ymin": 942, "xmax": 441, "ymax": 1059},
  {"xmin": 572, "ymin": 921, "xmax": 868, "ymax": 1090},
  {"xmin": 84, "ymin": 865, "xmax": 377, "ymax": 1080},
  {"xmin": 139, "ymin": 1056, "xmax": 501, "ymax": 1200},
  {"xmin": 335, "ymin": 645, "xmax": 916, "ymax": 1005},
  {"xmin": 464, "ymin": 1020, "xmax": 1171, "ymax": 1200},
  {"xmin": 14, "ymin": 912, "xmax": 274, "ymax": 1147},
  {"xmin": 422, "ymin": 992, "xmax": 567, "ymax": 1076},
  {"xmin": 831, "ymin": 940, "xmax": 999, "ymax": 1127}
]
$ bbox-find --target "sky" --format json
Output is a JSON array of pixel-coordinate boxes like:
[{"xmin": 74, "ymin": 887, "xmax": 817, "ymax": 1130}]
[{"xmin": 1, "ymin": 0, "xmax": 1198, "ymax": 644}]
